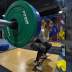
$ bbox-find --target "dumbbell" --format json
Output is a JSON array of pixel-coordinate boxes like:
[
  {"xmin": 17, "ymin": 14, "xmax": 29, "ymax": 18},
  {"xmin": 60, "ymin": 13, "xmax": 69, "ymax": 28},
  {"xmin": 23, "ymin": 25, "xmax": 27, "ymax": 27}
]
[{"xmin": 0, "ymin": 0, "xmax": 41, "ymax": 47}]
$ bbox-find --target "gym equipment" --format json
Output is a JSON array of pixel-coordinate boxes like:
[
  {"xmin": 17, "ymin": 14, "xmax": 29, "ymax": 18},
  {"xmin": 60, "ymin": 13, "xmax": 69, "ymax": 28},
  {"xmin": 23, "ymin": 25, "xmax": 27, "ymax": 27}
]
[
  {"xmin": 0, "ymin": 44, "xmax": 9, "ymax": 51},
  {"xmin": 0, "ymin": 19, "xmax": 11, "ymax": 28},
  {"xmin": 0, "ymin": 1, "xmax": 41, "ymax": 47}
]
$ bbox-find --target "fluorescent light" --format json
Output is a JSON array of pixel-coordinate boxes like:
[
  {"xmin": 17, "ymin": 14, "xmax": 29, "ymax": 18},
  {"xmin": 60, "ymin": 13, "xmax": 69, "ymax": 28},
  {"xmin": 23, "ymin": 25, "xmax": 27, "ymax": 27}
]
[
  {"xmin": 58, "ymin": 10, "xmax": 63, "ymax": 14},
  {"xmin": 2, "ymin": 14, "xmax": 5, "ymax": 17}
]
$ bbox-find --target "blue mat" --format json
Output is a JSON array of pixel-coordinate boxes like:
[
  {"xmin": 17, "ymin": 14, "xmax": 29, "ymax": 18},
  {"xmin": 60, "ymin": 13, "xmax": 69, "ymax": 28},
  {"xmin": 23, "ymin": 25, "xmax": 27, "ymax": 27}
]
[{"xmin": 0, "ymin": 44, "xmax": 9, "ymax": 51}]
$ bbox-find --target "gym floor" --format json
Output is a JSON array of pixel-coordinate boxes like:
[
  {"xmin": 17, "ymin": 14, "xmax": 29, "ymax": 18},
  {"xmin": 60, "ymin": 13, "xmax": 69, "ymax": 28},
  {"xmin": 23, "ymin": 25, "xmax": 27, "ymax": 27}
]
[{"xmin": 0, "ymin": 48, "xmax": 65, "ymax": 72}]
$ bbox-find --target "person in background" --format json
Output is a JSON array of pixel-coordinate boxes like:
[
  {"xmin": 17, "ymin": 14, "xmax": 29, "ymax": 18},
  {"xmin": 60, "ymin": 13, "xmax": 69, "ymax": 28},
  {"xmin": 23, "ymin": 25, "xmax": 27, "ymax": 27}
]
[
  {"xmin": 40, "ymin": 19, "xmax": 47, "ymax": 41},
  {"xmin": 56, "ymin": 16, "xmax": 65, "ymax": 40},
  {"xmin": 41, "ymin": 18, "xmax": 58, "ymax": 41},
  {"xmin": 45, "ymin": 19, "xmax": 52, "ymax": 41},
  {"xmin": 30, "ymin": 18, "xmax": 52, "ymax": 71},
  {"xmin": 41, "ymin": 18, "xmax": 53, "ymax": 41},
  {"xmin": 31, "ymin": 38, "xmax": 52, "ymax": 71},
  {"xmin": 49, "ymin": 18, "xmax": 58, "ymax": 41},
  {"xmin": 39, "ymin": 18, "xmax": 50, "ymax": 42}
]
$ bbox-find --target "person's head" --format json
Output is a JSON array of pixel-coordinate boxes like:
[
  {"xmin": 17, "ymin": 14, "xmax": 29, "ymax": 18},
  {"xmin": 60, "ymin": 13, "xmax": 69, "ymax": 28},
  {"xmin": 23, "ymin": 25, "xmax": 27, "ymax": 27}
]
[
  {"xmin": 45, "ymin": 19, "xmax": 53, "ymax": 30},
  {"xmin": 47, "ymin": 19, "xmax": 52, "ymax": 24}
]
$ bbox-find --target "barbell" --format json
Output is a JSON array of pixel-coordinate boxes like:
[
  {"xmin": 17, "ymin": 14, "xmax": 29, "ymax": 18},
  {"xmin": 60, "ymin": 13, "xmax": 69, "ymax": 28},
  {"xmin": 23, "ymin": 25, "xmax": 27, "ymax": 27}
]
[{"xmin": 0, "ymin": 0, "xmax": 41, "ymax": 47}]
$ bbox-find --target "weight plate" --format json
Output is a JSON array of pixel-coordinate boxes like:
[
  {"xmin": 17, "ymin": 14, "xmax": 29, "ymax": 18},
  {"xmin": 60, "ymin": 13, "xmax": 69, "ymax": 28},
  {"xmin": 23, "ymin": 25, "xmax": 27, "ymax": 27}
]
[
  {"xmin": 31, "ymin": 7, "xmax": 41, "ymax": 36},
  {"xmin": 4, "ymin": 1, "xmax": 41, "ymax": 47}
]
